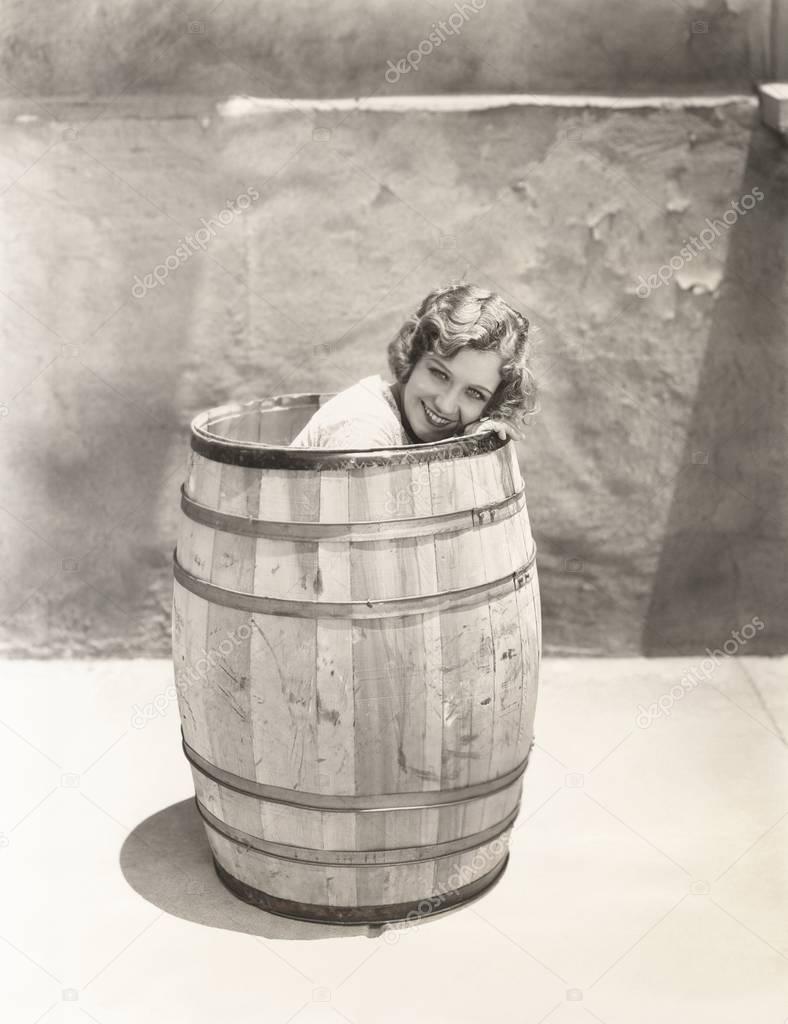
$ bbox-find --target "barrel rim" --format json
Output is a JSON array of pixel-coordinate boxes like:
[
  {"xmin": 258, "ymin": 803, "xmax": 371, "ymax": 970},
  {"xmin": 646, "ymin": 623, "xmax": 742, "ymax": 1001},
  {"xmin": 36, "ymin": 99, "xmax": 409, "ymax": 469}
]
[
  {"xmin": 211, "ymin": 850, "xmax": 510, "ymax": 925},
  {"xmin": 182, "ymin": 732, "xmax": 534, "ymax": 810},
  {"xmin": 196, "ymin": 796, "xmax": 521, "ymax": 866},
  {"xmin": 189, "ymin": 394, "xmax": 506, "ymax": 469},
  {"xmin": 179, "ymin": 480, "xmax": 527, "ymax": 538},
  {"xmin": 172, "ymin": 545, "xmax": 537, "ymax": 618}
]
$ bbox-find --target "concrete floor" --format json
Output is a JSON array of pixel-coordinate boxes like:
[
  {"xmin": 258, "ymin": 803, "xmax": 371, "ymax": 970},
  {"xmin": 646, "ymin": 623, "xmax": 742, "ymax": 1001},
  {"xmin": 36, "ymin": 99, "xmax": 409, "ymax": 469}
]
[{"xmin": 1, "ymin": 655, "xmax": 787, "ymax": 1023}]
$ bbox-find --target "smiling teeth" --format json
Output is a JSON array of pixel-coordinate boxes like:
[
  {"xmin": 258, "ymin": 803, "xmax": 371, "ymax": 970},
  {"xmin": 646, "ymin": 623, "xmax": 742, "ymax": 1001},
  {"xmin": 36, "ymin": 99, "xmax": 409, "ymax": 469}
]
[{"xmin": 423, "ymin": 402, "xmax": 450, "ymax": 426}]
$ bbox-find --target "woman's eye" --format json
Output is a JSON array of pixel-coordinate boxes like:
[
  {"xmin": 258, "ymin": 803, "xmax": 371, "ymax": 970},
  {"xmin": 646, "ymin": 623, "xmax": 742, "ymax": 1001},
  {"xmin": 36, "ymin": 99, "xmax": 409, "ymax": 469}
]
[{"xmin": 429, "ymin": 368, "xmax": 483, "ymax": 400}]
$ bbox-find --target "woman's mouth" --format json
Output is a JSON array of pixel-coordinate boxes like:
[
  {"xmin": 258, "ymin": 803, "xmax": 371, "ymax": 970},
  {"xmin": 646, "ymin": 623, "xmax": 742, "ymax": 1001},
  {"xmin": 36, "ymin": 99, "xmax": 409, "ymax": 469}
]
[{"xmin": 421, "ymin": 400, "xmax": 454, "ymax": 428}]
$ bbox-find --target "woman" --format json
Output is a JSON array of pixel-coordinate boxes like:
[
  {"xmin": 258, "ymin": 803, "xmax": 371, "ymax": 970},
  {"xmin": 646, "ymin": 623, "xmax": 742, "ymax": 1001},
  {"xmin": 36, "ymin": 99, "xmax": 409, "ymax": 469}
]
[{"xmin": 290, "ymin": 283, "xmax": 537, "ymax": 448}]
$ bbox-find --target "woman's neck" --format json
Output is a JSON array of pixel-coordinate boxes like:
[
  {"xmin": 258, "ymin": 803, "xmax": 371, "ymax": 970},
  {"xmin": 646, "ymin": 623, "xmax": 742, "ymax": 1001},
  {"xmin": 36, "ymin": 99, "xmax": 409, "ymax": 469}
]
[{"xmin": 390, "ymin": 381, "xmax": 422, "ymax": 444}]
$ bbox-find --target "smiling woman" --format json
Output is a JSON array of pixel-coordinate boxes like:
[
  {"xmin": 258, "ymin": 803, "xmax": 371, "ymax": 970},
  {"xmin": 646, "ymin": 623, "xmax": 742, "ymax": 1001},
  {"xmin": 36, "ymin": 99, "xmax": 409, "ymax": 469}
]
[
  {"xmin": 290, "ymin": 283, "xmax": 538, "ymax": 449},
  {"xmin": 170, "ymin": 282, "xmax": 543, "ymax": 924}
]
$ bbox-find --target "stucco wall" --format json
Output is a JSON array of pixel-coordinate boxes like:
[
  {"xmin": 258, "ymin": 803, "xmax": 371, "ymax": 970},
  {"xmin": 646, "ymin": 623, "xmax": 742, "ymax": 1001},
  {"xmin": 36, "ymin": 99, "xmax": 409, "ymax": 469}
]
[
  {"xmin": 0, "ymin": 0, "xmax": 765, "ymax": 99},
  {"xmin": 1, "ymin": 1, "xmax": 786, "ymax": 656}
]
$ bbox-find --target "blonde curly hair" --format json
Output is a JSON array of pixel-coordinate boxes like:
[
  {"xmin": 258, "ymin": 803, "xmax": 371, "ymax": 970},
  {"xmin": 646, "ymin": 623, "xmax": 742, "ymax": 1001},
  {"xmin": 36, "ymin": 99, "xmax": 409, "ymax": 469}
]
[{"xmin": 387, "ymin": 283, "xmax": 539, "ymax": 431}]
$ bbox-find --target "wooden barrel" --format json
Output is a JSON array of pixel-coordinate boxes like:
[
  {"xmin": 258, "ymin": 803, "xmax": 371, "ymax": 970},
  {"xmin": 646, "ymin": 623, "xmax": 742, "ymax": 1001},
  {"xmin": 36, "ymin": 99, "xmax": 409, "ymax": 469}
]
[{"xmin": 171, "ymin": 390, "xmax": 542, "ymax": 926}]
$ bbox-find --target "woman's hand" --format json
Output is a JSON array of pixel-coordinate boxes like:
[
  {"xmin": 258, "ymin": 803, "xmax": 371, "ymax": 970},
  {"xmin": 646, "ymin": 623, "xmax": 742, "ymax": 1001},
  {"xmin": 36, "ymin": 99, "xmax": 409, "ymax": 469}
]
[{"xmin": 462, "ymin": 418, "xmax": 523, "ymax": 443}]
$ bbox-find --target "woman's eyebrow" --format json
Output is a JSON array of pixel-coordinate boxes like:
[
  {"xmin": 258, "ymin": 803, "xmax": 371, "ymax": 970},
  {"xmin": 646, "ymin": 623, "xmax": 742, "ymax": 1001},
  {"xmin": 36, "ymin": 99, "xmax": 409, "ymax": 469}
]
[{"xmin": 428, "ymin": 357, "xmax": 492, "ymax": 394}]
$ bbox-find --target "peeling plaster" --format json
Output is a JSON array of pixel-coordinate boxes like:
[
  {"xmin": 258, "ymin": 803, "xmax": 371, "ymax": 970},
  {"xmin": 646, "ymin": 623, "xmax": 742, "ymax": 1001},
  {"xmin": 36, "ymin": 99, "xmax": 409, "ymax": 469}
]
[{"xmin": 675, "ymin": 263, "xmax": 725, "ymax": 292}]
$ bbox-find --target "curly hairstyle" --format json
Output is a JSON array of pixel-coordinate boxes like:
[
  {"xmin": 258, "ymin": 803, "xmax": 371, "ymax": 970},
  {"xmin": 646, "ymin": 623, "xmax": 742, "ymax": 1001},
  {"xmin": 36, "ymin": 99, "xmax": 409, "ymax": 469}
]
[{"xmin": 387, "ymin": 283, "xmax": 539, "ymax": 432}]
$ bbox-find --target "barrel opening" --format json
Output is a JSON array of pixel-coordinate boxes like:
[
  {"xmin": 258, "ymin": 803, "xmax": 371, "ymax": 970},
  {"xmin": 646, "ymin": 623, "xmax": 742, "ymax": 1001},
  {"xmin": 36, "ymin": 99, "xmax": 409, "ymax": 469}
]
[{"xmin": 190, "ymin": 394, "xmax": 504, "ymax": 469}]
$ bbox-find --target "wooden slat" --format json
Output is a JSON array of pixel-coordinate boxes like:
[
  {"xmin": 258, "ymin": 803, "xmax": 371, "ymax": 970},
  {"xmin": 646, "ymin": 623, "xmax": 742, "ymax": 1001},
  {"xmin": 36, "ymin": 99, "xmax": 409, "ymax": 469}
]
[
  {"xmin": 487, "ymin": 588, "xmax": 526, "ymax": 781},
  {"xmin": 175, "ymin": 449, "xmax": 223, "ymax": 771},
  {"xmin": 202, "ymin": 414, "xmax": 261, "ymax": 835},
  {"xmin": 190, "ymin": 767, "xmax": 222, "ymax": 819},
  {"xmin": 515, "ymin": 575, "xmax": 541, "ymax": 762}
]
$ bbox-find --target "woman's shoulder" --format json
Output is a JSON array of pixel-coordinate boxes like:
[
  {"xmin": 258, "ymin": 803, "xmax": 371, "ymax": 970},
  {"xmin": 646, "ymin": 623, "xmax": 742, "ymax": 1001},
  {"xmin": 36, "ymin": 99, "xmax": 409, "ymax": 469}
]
[
  {"xmin": 345, "ymin": 373, "xmax": 392, "ymax": 402},
  {"xmin": 290, "ymin": 374, "xmax": 407, "ymax": 448},
  {"xmin": 318, "ymin": 374, "xmax": 398, "ymax": 420}
]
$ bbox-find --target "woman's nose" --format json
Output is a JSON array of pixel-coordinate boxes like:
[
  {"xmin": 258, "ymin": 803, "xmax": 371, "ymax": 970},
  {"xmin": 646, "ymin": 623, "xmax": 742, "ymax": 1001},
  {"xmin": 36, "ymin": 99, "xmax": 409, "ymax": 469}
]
[{"xmin": 434, "ymin": 392, "xmax": 460, "ymax": 418}]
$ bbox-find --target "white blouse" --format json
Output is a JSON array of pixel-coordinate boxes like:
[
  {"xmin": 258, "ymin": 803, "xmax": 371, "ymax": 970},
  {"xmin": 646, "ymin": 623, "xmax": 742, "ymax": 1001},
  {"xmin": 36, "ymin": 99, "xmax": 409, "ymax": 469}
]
[{"xmin": 289, "ymin": 374, "xmax": 412, "ymax": 449}]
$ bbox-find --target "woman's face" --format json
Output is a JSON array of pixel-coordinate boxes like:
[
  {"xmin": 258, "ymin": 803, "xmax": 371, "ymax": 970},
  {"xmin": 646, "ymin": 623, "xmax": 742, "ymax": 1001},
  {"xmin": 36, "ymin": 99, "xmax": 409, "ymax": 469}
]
[{"xmin": 403, "ymin": 349, "xmax": 505, "ymax": 441}]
